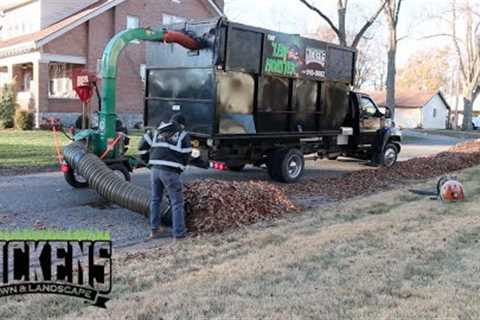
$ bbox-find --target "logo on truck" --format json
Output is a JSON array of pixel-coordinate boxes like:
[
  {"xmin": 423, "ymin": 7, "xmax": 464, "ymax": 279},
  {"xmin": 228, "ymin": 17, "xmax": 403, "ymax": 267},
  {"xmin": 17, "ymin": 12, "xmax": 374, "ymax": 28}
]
[{"xmin": 302, "ymin": 47, "xmax": 327, "ymax": 79}]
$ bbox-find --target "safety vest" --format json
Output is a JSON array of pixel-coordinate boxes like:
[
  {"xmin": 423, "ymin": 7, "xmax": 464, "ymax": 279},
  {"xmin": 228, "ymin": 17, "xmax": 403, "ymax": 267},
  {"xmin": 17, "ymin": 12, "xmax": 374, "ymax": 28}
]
[{"xmin": 139, "ymin": 125, "xmax": 192, "ymax": 172}]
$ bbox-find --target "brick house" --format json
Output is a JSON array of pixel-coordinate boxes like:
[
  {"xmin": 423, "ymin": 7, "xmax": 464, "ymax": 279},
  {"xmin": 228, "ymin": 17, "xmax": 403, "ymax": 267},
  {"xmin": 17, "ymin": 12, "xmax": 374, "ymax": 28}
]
[{"xmin": 0, "ymin": 0, "xmax": 223, "ymax": 128}]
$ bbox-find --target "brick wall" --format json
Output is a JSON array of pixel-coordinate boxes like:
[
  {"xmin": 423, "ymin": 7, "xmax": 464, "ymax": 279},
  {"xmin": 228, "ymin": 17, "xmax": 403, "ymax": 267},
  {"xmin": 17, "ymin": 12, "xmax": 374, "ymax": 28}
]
[{"xmin": 43, "ymin": 23, "xmax": 89, "ymax": 56}]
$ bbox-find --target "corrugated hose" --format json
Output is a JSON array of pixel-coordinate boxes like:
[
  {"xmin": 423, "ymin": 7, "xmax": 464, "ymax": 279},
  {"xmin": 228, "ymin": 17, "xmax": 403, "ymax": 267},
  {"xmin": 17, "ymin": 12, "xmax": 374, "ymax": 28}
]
[{"xmin": 63, "ymin": 142, "xmax": 153, "ymax": 216}]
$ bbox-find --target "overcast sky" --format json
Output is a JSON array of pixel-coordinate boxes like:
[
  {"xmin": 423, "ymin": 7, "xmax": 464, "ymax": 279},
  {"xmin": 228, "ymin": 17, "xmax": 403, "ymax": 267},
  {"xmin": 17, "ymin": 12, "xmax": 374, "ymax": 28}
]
[{"xmin": 224, "ymin": 0, "xmax": 453, "ymax": 66}]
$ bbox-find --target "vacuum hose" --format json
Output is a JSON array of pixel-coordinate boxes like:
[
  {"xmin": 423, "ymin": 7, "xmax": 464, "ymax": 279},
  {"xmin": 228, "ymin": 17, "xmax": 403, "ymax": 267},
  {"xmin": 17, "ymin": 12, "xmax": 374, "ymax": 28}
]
[{"xmin": 64, "ymin": 142, "xmax": 150, "ymax": 216}]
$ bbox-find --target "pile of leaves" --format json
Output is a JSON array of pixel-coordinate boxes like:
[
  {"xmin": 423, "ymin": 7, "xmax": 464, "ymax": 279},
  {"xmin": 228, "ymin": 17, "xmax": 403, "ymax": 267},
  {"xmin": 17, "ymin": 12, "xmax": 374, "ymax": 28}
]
[
  {"xmin": 284, "ymin": 140, "xmax": 480, "ymax": 200},
  {"xmin": 184, "ymin": 180, "xmax": 297, "ymax": 233},
  {"xmin": 180, "ymin": 140, "xmax": 480, "ymax": 234}
]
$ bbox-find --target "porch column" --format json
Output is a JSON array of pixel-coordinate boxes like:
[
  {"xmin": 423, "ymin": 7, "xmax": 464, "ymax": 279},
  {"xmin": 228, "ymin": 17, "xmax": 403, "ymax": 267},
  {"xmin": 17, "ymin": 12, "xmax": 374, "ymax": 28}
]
[
  {"xmin": 33, "ymin": 60, "xmax": 49, "ymax": 128},
  {"xmin": 7, "ymin": 64, "xmax": 13, "ymax": 81}
]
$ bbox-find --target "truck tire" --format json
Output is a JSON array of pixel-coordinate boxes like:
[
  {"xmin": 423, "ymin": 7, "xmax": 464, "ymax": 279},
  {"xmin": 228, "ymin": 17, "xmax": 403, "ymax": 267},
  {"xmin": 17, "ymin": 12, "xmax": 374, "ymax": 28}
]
[
  {"xmin": 64, "ymin": 169, "xmax": 89, "ymax": 189},
  {"xmin": 380, "ymin": 143, "xmax": 399, "ymax": 168},
  {"xmin": 108, "ymin": 163, "xmax": 131, "ymax": 181},
  {"xmin": 268, "ymin": 149, "xmax": 305, "ymax": 183}
]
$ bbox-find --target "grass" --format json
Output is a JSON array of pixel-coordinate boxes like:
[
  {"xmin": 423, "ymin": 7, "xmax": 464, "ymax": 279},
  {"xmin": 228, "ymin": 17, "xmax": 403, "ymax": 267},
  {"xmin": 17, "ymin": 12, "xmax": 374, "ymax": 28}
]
[
  {"xmin": 0, "ymin": 229, "xmax": 111, "ymax": 241},
  {"xmin": 0, "ymin": 129, "xmax": 143, "ymax": 171},
  {"xmin": 0, "ymin": 166, "xmax": 479, "ymax": 319},
  {"xmin": 0, "ymin": 130, "xmax": 70, "ymax": 168}
]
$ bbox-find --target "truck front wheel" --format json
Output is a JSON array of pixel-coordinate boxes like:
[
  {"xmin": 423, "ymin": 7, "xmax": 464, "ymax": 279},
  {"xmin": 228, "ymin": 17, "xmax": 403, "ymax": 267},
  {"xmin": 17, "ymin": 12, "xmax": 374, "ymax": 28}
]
[
  {"xmin": 380, "ymin": 144, "xmax": 399, "ymax": 168},
  {"xmin": 268, "ymin": 149, "xmax": 305, "ymax": 183}
]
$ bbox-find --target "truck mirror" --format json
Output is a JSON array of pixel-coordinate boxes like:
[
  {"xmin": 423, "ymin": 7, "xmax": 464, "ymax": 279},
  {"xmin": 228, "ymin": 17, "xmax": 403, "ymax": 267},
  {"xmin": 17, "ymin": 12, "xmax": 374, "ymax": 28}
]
[{"xmin": 384, "ymin": 107, "xmax": 392, "ymax": 118}]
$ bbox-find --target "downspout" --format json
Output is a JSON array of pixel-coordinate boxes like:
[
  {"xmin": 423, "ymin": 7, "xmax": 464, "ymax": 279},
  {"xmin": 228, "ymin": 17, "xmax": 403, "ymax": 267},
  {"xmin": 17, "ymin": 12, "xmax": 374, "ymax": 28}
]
[{"xmin": 98, "ymin": 27, "xmax": 200, "ymax": 152}]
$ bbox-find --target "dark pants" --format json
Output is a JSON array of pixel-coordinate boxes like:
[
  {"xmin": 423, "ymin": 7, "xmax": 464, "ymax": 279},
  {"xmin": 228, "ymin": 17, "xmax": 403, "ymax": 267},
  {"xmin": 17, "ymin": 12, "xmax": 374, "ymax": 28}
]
[{"xmin": 149, "ymin": 167, "xmax": 186, "ymax": 237}]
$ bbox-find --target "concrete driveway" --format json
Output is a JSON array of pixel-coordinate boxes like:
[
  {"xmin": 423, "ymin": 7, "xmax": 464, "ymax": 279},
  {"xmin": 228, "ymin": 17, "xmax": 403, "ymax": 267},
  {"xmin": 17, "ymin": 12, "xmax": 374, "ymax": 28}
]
[{"xmin": 0, "ymin": 130, "xmax": 464, "ymax": 247}]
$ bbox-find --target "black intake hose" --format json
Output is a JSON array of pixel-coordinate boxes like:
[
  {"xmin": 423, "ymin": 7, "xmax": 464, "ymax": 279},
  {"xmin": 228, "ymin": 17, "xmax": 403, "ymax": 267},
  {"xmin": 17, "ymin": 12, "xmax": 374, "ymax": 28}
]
[{"xmin": 64, "ymin": 142, "xmax": 150, "ymax": 216}]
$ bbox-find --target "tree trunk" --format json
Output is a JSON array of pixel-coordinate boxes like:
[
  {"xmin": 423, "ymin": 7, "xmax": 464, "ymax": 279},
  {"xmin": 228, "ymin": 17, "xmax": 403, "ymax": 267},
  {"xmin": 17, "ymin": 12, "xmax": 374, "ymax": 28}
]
[
  {"xmin": 338, "ymin": 7, "xmax": 347, "ymax": 46},
  {"xmin": 386, "ymin": 28, "xmax": 397, "ymax": 119},
  {"xmin": 462, "ymin": 95, "xmax": 473, "ymax": 131}
]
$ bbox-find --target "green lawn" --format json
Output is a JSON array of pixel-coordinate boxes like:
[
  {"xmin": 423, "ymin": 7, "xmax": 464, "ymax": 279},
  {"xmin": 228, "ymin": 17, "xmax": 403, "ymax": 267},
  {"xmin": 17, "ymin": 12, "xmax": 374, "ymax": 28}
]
[{"xmin": 0, "ymin": 129, "xmax": 143, "ymax": 170}]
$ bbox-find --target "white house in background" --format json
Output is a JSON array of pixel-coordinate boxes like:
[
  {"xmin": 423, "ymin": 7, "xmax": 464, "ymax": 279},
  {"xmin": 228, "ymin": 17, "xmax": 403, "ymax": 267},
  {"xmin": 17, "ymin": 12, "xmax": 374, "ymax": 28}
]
[{"xmin": 369, "ymin": 91, "xmax": 451, "ymax": 129}]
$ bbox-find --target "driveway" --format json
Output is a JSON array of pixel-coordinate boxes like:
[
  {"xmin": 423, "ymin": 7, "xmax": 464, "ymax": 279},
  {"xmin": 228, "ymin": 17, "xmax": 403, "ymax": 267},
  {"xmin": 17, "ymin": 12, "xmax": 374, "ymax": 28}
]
[{"xmin": 0, "ymin": 130, "xmax": 464, "ymax": 248}]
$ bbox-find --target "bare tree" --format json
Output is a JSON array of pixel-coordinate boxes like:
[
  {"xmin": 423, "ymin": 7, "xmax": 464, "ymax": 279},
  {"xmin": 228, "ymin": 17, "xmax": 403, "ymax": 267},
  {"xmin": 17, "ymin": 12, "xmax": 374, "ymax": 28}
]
[
  {"xmin": 299, "ymin": 0, "xmax": 388, "ymax": 49},
  {"xmin": 451, "ymin": 0, "xmax": 479, "ymax": 130},
  {"xmin": 383, "ymin": 0, "xmax": 404, "ymax": 119}
]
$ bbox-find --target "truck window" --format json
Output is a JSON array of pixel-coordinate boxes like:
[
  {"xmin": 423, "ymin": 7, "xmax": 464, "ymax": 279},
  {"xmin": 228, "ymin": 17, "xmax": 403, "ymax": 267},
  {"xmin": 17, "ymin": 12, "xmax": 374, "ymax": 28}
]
[{"xmin": 360, "ymin": 97, "xmax": 378, "ymax": 117}]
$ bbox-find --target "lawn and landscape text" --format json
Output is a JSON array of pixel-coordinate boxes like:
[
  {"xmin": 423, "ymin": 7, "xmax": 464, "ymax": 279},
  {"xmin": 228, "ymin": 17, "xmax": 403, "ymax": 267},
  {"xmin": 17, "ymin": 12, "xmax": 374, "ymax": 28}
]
[{"xmin": 0, "ymin": 230, "xmax": 112, "ymax": 308}]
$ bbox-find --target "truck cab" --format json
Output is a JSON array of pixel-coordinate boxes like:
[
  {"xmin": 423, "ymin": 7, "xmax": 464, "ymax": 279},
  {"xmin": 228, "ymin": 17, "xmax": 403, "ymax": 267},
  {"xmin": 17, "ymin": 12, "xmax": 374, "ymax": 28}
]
[{"xmin": 348, "ymin": 92, "xmax": 402, "ymax": 167}]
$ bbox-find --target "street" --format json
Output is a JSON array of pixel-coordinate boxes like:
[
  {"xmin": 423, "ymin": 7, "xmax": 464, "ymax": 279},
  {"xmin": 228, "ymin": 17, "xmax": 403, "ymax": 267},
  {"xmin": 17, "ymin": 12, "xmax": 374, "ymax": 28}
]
[{"xmin": 0, "ymin": 130, "xmax": 465, "ymax": 247}]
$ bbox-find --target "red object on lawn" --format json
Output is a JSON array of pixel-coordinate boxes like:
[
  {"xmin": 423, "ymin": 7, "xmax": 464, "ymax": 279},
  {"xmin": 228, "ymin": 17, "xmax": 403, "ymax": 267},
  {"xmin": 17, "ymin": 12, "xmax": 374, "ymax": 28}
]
[{"xmin": 72, "ymin": 68, "xmax": 97, "ymax": 103}]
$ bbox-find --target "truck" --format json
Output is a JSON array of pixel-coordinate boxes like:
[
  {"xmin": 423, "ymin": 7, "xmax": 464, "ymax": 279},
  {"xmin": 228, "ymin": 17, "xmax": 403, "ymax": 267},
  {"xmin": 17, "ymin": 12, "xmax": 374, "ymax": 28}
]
[{"xmin": 143, "ymin": 18, "xmax": 402, "ymax": 183}]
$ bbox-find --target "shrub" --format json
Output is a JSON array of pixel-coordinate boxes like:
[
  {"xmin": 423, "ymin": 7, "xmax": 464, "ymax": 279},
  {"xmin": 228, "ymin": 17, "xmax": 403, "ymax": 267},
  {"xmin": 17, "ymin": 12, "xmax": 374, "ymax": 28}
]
[
  {"xmin": 15, "ymin": 110, "xmax": 35, "ymax": 130},
  {"xmin": 0, "ymin": 84, "xmax": 16, "ymax": 129}
]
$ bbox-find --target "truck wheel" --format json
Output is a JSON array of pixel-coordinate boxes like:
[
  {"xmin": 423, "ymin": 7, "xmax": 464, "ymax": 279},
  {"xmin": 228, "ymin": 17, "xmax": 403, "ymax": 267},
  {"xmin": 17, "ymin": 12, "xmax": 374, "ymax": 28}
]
[
  {"xmin": 381, "ymin": 144, "xmax": 399, "ymax": 168},
  {"xmin": 108, "ymin": 163, "xmax": 131, "ymax": 181},
  {"xmin": 64, "ymin": 169, "xmax": 89, "ymax": 189},
  {"xmin": 269, "ymin": 149, "xmax": 305, "ymax": 183}
]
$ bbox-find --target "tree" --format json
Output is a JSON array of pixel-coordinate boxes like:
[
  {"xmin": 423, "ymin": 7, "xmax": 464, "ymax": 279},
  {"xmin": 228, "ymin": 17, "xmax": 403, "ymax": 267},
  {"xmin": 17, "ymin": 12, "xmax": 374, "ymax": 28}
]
[
  {"xmin": 0, "ymin": 84, "xmax": 17, "ymax": 129},
  {"xmin": 383, "ymin": 0, "xmax": 404, "ymax": 119},
  {"xmin": 450, "ymin": 0, "xmax": 479, "ymax": 130},
  {"xmin": 299, "ymin": 0, "xmax": 388, "ymax": 49},
  {"xmin": 396, "ymin": 47, "xmax": 451, "ymax": 92}
]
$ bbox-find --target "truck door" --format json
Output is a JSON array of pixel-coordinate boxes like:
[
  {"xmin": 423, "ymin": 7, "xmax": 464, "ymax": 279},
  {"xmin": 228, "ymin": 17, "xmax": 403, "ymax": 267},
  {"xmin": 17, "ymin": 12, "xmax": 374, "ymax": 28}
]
[{"xmin": 357, "ymin": 95, "xmax": 384, "ymax": 145}]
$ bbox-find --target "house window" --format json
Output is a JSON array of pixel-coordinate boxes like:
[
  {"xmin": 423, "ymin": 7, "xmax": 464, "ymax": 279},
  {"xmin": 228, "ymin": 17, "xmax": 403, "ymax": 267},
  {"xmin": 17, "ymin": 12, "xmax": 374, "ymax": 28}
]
[
  {"xmin": 162, "ymin": 14, "xmax": 186, "ymax": 25},
  {"xmin": 48, "ymin": 63, "xmax": 77, "ymax": 99},
  {"xmin": 433, "ymin": 108, "xmax": 437, "ymax": 118},
  {"xmin": 127, "ymin": 16, "xmax": 140, "ymax": 29}
]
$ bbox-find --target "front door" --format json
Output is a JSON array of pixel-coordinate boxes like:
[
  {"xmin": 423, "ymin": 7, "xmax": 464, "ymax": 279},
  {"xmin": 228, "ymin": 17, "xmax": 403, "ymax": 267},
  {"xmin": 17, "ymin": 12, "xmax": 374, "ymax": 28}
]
[{"xmin": 358, "ymin": 95, "xmax": 384, "ymax": 146}]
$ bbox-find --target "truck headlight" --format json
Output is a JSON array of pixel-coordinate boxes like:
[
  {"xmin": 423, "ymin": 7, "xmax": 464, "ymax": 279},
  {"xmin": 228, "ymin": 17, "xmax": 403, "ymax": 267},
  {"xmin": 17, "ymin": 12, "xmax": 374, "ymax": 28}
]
[{"xmin": 191, "ymin": 148, "xmax": 201, "ymax": 158}]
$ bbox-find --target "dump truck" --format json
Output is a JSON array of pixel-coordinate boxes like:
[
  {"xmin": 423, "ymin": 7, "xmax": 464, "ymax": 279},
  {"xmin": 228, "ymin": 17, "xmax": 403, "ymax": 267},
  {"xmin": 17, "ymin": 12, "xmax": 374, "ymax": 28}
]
[{"xmin": 144, "ymin": 18, "xmax": 401, "ymax": 183}]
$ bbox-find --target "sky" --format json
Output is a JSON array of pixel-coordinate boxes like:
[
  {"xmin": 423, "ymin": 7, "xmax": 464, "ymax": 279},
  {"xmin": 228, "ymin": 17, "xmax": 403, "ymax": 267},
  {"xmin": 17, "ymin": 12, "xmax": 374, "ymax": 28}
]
[{"xmin": 224, "ymin": 0, "xmax": 453, "ymax": 67}]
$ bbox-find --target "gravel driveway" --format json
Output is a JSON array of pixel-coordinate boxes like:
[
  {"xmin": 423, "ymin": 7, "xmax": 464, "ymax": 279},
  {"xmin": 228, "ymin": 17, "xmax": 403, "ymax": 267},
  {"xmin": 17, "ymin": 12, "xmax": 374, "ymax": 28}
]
[{"xmin": 0, "ymin": 130, "xmax": 465, "ymax": 248}]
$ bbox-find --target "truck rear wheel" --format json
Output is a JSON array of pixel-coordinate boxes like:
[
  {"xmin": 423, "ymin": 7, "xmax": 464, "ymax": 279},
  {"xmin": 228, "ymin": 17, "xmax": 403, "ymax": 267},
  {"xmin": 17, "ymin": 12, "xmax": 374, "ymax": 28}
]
[{"xmin": 268, "ymin": 149, "xmax": 305, "ymax": 183}]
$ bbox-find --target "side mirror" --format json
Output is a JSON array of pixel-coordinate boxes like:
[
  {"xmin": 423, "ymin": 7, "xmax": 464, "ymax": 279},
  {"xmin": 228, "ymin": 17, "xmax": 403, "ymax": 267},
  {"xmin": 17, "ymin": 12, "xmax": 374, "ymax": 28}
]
[{"xmin": 384, "ymin": 107, "xmax": 392, "ymax": 119}]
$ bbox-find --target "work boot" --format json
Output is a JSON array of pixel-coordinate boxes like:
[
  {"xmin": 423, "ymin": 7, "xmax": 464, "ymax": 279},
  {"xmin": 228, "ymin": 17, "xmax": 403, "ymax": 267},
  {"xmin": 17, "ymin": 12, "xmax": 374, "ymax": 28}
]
[{"xmin": 146, "ymin": 227, "xmax": 171, "ymax": 241}]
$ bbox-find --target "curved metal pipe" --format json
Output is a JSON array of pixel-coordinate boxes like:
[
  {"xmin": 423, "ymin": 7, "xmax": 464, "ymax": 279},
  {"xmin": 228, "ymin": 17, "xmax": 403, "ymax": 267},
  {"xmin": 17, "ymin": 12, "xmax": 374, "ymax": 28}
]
[{"xmin": 98, "ymin": 28, "xmax": 200, "ymax": 153}]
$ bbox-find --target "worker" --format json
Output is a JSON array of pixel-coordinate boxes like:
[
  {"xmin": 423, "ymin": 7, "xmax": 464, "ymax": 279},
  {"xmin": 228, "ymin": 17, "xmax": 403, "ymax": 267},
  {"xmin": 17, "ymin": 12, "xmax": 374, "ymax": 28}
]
[{"xmin": 138, "ymin": 114, "xmax": 192, "ymax": 240}]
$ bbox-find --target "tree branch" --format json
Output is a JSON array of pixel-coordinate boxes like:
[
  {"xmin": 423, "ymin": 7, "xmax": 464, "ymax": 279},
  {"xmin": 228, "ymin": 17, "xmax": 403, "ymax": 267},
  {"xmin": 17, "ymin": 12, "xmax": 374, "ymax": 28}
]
[
  {"xmin": 351, "ymin": 0, "xmax": 388, "ymax": 48},
  {"xmin": 299, "ymin": 0, "xmax": 342, "ymax": 42}
]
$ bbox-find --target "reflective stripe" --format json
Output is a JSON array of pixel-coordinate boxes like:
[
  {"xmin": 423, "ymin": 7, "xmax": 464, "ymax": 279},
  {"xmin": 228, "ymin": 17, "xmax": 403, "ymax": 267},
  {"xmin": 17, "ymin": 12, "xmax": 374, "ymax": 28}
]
[
  {"xmin": 138, "ymin": 150, "xmax": 149, "ymax": 155},
  {"xmin": 149, "ymin": 160, "xmax": 186, "ymax": 171},
  {"xmin": 143, "ymin": 134, "xmax": 153, "ymax": 146},
  {"xmin": 151, "ymin": 142, "xmax": 192, "ymax": 154},
  {"xmin": 177, "ymin": 131, "xmax": 188, "ymax": 148}
]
